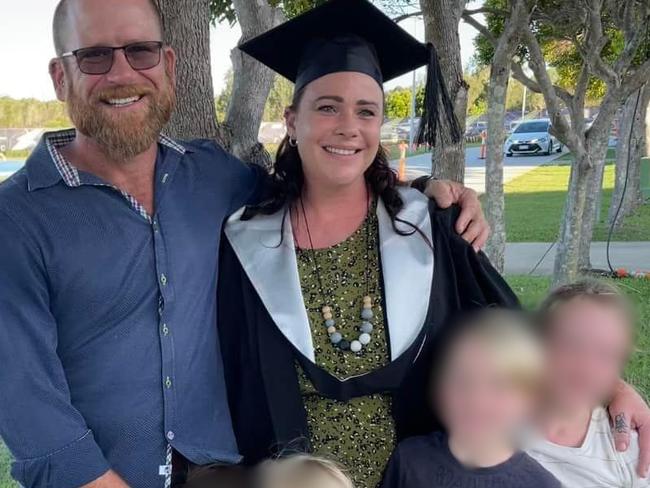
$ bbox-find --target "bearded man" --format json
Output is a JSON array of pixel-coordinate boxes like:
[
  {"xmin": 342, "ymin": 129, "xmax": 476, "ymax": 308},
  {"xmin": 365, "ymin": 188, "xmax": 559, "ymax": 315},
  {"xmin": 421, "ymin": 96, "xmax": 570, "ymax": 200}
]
[{"xmin": 2, "ymin": 1, "xmax": 634, "ymax": 488}]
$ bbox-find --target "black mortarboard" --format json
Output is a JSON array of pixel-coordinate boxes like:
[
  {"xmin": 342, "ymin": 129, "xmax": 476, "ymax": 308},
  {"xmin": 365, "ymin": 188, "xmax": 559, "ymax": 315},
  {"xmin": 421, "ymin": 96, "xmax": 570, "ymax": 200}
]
[{"xmin": 239, "ymin": 0, "xmax": 460, "ymax": 146}]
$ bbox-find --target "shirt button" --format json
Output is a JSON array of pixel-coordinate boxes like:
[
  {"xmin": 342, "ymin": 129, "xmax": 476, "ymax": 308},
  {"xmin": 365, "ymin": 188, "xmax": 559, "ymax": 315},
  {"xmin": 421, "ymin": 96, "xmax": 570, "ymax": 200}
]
[
  {"xmin": 152, "ymin": 220, "xmax": 159, "ymax": 233},
  {"xmin": 165, "ymin": 376, "xmax": 172, "ymax": 389},
  {"xmin": 166, "ymin": 431, "xmax": 175, "ymax": 441},
  {"xmin": 160, "ymin": 274, "xmax": 167, "ymax": 286},
  {"xmin": 162, "ymin": 324, "xmax": 169, "ymax": 336}
]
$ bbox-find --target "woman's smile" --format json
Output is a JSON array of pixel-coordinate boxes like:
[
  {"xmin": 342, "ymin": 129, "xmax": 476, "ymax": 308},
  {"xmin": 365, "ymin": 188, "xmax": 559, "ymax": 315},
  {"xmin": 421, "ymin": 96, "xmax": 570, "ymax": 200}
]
[{"xmin": 322, "ymin": 145, "xmax": 364, "ymax": 157}]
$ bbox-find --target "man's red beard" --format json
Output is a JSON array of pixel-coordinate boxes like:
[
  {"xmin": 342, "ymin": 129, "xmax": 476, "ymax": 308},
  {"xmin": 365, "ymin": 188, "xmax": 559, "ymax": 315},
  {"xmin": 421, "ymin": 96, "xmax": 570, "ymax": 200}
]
[{"xmin": 66, "ymin": 73, "xmax": 176, "ymax": 163}]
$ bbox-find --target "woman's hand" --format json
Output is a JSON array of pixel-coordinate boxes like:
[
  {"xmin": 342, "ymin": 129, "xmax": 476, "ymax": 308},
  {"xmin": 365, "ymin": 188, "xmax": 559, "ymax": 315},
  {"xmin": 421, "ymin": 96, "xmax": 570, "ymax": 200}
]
[
  {"xmin": 609, "ymin": 380, "xmax": 650, "ymax": 477},
  {"xmin": 424, "ymin": 179, "xmax": 489, "ymax": 251}
]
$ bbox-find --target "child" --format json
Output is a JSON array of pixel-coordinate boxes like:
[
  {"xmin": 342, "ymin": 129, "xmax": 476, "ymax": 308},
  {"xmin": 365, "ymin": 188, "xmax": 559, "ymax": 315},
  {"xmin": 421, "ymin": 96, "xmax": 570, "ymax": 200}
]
[
  {"xmin": 527, "ymin": 280, "xmax": 648, "ymax": 487},
  {"xmin": 382, "ymin": 309, "xmax": 560, "ymax": 488},
  {"xmin": 255, "ymin": 455, "xmax": 353, "ymax": 488}
]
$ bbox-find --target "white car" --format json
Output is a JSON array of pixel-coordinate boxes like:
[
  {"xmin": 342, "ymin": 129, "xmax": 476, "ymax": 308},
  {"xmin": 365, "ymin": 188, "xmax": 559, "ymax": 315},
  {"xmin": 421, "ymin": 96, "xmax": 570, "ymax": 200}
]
[{"xmin": 504, "ymin": 119, "xmax": 562, "ymax": 156}]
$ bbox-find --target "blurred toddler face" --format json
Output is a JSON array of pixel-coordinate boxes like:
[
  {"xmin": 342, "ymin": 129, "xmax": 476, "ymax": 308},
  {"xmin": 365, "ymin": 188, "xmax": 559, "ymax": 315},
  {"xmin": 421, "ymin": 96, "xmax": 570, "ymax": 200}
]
[
  {"xmin": 438, "ymin": 335, "xmax": 535, "ymax": 444},
  {"xmin": 544, "ymin": 298, "xmax": 631, "ymax": 410}
]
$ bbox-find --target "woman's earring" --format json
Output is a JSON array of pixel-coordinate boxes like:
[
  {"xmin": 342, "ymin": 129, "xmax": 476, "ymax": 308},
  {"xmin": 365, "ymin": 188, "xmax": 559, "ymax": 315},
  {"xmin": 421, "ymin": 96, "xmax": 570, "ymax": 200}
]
[{"xmin": 288, "ymin": 137, "xmax": 297, "ymax": 147}]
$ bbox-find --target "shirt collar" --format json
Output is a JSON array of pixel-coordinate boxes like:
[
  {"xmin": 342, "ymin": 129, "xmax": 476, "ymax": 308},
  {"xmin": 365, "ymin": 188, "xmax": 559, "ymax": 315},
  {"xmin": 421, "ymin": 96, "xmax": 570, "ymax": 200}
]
[{"xmin": 26, "ymin": 128, "xmax": 188, "ymax": 192}]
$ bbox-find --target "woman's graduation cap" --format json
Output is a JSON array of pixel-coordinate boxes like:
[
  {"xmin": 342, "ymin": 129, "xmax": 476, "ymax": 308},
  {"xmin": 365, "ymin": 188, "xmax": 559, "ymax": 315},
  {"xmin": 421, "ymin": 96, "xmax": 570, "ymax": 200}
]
[{"xmin": 239, "ymin": 0, "xmax": 461, "ymax": 146}]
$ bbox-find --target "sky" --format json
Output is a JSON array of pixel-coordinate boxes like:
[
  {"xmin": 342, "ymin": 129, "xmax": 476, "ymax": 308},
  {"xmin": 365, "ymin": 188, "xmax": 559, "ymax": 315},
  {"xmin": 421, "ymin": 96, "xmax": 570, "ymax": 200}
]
[{"xmin": 0, "ymin": 1, "xmax": 482, "ymax": 101}]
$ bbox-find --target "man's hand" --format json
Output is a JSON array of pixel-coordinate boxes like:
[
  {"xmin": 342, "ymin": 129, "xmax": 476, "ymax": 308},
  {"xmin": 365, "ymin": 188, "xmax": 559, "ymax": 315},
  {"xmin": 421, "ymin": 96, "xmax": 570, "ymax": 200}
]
[
  {"xmin": 609, "ymin": 380, "xmax": 650, "ymax": 478},
  {"xmin": 424, "ymin": 179, "xmax": 489, "ymax": 251},
  {"xmin": 82, "ymin": 470, "xmax": 130, "ymax": 488}
]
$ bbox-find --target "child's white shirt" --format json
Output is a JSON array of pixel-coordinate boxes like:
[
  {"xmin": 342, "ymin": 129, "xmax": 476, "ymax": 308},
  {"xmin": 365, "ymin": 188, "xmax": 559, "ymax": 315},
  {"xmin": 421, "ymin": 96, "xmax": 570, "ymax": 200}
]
[{"xmin": 527, "ymin": 407, "xmax": 649, "ymax": 488}]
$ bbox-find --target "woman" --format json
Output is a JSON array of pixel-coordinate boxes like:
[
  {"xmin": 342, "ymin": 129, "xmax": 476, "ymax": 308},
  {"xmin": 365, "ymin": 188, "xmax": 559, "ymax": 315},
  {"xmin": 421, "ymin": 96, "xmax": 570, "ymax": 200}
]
[
  {"xmin": 217, "ymin": 1, "xmax": 649, "ymax": 486},
  {"xmin": 528, "ymin": 281, "xmax": 648, "ymax": 487},
  {"xmin": 218, "ymin": 2, "xmax": 514, "ymax": 486}
]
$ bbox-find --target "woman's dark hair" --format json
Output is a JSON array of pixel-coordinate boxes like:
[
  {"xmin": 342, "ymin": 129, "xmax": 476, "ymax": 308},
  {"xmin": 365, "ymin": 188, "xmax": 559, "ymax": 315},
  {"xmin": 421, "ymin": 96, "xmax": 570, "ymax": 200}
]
[{"xmin": 242, "ymin": 88, "xmax": 428, "ymax": 242}]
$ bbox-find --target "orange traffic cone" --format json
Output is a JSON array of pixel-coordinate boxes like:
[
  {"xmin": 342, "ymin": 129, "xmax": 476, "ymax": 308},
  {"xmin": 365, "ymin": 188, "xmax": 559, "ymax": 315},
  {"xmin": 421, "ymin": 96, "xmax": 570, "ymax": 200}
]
[
  {"xmin": 398, "ymin": 157, "xmax": 407, "ymax": 181},
  {"xmin": 398, "ymin": 141, "xmax": 408, "ymax": 181}
]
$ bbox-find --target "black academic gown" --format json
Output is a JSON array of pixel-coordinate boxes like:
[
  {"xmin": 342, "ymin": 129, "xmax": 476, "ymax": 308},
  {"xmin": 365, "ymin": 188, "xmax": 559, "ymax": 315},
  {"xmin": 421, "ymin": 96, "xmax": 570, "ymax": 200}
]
[{"xmin": 217, "ymin": 187, "xmax": 518, "ymax": 465}]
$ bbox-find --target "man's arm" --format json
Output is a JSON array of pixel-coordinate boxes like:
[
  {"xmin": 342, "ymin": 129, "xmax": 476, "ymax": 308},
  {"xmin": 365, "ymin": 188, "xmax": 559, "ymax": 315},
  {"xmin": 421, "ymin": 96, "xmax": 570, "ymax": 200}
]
[
  {"xmin": 412, "ymin": 176, "xmax": 489, "ymax": 251},
  {"xmin": 0, "ymin": 210, "xmax": 112, "ymax": 488},
  {"xmin": 227, "ymin": 149, "xmax": 490, "ymax": 250}
]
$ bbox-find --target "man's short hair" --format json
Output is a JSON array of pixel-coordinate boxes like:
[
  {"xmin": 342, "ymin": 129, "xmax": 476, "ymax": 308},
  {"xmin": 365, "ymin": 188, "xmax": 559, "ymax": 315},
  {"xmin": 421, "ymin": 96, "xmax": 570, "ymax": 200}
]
[{"xmin": 52, "ymin": 0, "xmax": 163, "ymax": 55}]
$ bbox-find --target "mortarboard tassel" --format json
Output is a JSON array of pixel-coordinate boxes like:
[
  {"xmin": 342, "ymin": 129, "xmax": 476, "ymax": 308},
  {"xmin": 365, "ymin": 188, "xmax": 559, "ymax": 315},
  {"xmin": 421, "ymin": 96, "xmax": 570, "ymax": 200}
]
[{"xmin": 416, "ymin": 42, "xmax": 461, "ymax": 147}]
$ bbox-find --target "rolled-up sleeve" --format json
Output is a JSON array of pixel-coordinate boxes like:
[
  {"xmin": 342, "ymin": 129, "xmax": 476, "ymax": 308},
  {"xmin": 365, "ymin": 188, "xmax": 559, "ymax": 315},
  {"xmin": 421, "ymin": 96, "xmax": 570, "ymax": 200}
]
[{"xmin": 0, "ymin": 210, "xmax": 110, "ymax": 488}]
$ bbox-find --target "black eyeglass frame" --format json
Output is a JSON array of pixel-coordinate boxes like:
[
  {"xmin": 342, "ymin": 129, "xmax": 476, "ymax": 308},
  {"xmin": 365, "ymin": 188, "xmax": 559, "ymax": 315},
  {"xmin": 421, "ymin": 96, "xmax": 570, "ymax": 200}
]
[{"xmin": 60, "ymin": 41, "xmax": 164, "ymax": 75}]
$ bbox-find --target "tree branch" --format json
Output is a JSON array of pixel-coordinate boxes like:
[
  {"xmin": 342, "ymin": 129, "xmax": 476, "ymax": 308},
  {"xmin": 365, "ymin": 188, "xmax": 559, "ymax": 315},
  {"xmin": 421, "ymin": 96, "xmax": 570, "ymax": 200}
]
[
  {"xmin": 622, "ymin": 57, "xmax": 650, "ymax": 98},
  {"xmin": 568, "ymin": 65, "xmax": 591, "ymax": 136},
  {"xmin": 520, "ymin": 24, "xmax": 582, "ymax": 153},
  {"xmin": 510, "ymin": 62, "xmax": 542, "ymax": 92},
  {"xmin": 463, "ymin": 5, "xmax": 573, "ymax": 109},
  {"xmin": 510, "ymin": 61, "xmax": 575, "ymax": 107},
  {"xmin": 577, "ymin": 1, "xmax": 618, "ymax": 86},
  {"xmin": 463, "ymin": 6, "xmax": 508, "ymax": 17},
  {"xmin": 393, "ymin": 11, "xmax": 422, "ymax": 24},
  {"xmin": 461, "ymin": 11, "xmax": 498, "ymax": 46},
  {"xmin": 613, "ymin": 7, "xmax": 650, "ymax": 74}
]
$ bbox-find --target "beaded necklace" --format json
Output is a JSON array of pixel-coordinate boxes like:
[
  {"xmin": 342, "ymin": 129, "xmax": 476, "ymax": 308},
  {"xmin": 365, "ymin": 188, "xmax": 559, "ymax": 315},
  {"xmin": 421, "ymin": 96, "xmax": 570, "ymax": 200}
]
[{"xmin": 297, "ymin": 192, "xmax": 375, "ymax": 354}]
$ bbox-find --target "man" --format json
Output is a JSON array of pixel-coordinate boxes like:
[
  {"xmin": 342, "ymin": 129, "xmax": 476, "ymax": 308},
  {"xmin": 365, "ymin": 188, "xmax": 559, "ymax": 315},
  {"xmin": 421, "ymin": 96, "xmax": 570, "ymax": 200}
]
[
  {"xmin": 0, "ymin": 1, "xmax": 645, "ymax": 488},
  {"xmin": 0, "ymin": 1, "xmax": 485, "ymax": 487}
]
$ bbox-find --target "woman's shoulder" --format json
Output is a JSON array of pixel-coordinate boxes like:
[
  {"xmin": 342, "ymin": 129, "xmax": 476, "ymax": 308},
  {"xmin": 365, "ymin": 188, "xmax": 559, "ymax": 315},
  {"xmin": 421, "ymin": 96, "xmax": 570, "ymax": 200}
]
[
  {"xmin": 394, "ymin": 186, "xmax": 461, "ymax": 229},
  {"xmin": 225, "ymin": 203, "xmax": 286, "ymax": 229},
  {"xmin": 396, "ymin": 185, "xmax": 428, "ymax": 204}
]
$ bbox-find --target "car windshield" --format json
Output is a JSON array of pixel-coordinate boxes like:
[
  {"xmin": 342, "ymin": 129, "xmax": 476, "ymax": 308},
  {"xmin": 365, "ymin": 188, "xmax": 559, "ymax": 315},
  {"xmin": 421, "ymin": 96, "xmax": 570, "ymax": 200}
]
[{"xmin": 514, "ymin": 121, "xmax": 549, "ymax": 133}]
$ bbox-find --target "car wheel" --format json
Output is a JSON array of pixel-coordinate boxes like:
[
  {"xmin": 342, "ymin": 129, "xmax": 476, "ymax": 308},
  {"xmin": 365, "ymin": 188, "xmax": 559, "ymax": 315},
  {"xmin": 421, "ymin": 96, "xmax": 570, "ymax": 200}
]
[
  {"xmin": 506, "ymin": 152, "xmax": 512, "ymax": 157},
  {"xmin": 543, "ymin": 142, "xmax": 552, "ymax": 156},
  {"xmin": 556, "ymin": 143, "xmax": 563, "ymax": 153}
]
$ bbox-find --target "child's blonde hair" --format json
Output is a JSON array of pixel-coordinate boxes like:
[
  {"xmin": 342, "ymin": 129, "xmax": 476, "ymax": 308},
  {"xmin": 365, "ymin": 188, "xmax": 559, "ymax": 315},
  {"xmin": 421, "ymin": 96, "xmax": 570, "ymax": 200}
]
[
  {"xmin": 537, "ymin": 279, "xmax": 635, "ymax": 337},
  {"xmin": 256, "ymin": 455, "xmax": 353, "ymax": 488},
  {"xmin": 436, "ymin": 309, "xmax": 545, "ymax": 395}
]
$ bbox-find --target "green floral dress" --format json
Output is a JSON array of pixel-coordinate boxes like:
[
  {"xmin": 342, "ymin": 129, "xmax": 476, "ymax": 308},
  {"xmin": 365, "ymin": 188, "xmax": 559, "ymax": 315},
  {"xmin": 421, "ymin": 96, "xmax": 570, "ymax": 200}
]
[{"xmin": 295, "ymin": 211, "xmax": 396, "ymax": 488}]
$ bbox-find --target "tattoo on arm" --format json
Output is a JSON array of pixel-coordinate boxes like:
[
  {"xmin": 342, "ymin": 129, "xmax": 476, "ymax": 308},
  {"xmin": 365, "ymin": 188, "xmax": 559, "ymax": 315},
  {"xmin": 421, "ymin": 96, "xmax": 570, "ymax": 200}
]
[{"xmin": 615, "ymin": 413, "xmax": 629, "ymax": 434}]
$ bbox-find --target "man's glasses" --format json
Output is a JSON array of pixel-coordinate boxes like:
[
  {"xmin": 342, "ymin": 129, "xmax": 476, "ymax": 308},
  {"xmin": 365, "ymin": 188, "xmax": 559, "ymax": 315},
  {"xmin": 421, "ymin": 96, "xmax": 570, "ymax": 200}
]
[{"xmin": 60, "ymin": 41, "xmax": 164, "ymax": 75}]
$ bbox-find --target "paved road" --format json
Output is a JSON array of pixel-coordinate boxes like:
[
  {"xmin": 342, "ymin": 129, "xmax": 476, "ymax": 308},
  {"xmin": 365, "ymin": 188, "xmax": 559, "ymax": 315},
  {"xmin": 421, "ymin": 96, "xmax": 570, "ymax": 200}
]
[
  {"xmin": 392, "ymin": 146, "xmax": 567, "ymax": 193},
  {"xmin": 505, "ymin": 242, "xmax": 650, "ymax": 275}
]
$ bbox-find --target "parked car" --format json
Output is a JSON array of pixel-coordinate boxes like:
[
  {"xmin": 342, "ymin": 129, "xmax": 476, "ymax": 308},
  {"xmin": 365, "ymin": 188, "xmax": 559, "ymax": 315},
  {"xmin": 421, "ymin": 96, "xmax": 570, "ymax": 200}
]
[
  {"xmin": 465, "ymin": 121, "xmax": 487, "ymax": 138},
  {"xmin": 504, "ymin": 119, "xmax": 562, "ymax": 156},
  {"xmin": 396, "ymin": 118, "xmax": 420, "ymax": 140}
]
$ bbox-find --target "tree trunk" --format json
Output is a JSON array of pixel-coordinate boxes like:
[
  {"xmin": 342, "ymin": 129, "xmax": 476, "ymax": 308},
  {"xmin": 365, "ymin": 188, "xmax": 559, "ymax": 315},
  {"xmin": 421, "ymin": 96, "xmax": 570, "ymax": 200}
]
[
  {"xmin": 484, "ymin": 68, "xmax": 510, "ymax": 273},
  {"xmin": 483, "ymin": 0, "xmax": 529, "ymax": 272},
  {"xmin": 154, "ymin": 0, "xmax": 223, "ymax": 143},
  {"xmin": 576, "ymin": 91, "xmax": 628, "ymax": 271},
  {"xmin": 225, "ymin": 0, "xmax": 285, "ymax": 168},
  {"xmin": 553, "ymin": 155, "xmax": 594, "ymax": 285},
  {"xmin": 577, "ymin": 138, "xmax": 609, "ymax": 271},
  {"xmin": 609, "ymin": 85, "xmax": 649, "ymax": 229},
  {"xmin": 420, "ymin": 0, "xmax": 468, "ymax": 183}
]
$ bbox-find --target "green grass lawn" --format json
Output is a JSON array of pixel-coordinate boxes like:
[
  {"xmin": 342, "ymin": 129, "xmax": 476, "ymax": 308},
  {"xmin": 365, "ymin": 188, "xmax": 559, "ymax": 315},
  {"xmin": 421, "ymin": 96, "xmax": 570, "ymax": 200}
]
[
  {"xmin": 556, "ymin": 147, "xmax": 617, "ymax": 163},
  {"xmin": 1, "ymin": 275, "xmax": 648, "ymax": 485},
  {"xmin": 498, "ymin": 164, "xmax": 650, "ymax": 242},
  {"xmin": 0, "ymin": 442, "xmax": 15, "ymax": 488}
]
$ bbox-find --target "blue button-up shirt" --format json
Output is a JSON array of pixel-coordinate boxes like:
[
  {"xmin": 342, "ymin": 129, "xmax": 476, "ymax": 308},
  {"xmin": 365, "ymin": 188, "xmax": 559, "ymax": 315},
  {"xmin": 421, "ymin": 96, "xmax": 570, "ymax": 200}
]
[{"xmin": 0, "ymin": 130, "xmax": 262, "ymax": 487}]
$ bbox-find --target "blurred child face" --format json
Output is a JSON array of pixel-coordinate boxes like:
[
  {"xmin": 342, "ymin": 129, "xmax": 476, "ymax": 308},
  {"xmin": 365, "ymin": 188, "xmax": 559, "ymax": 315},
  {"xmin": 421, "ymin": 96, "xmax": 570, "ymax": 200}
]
[
  {"xmin": 544, "ymin": 298, "xmax": 630, "ymax": 410},
  {"xmin": 439, "ymin": 336, "xmax": 534, "ymax": 444},
  {"xmin": 261, "ymin": 465, "xmax": 350, "ymax": 488}
]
